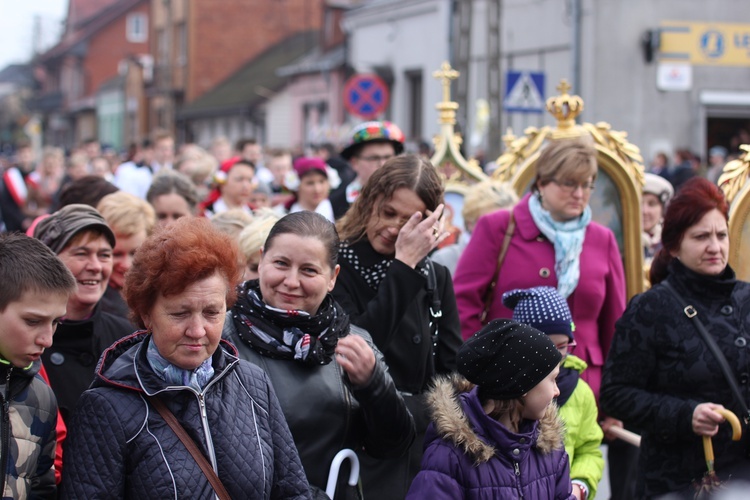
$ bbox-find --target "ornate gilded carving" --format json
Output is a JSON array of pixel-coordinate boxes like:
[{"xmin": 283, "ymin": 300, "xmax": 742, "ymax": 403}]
[
  {"xmin": 429, "ymin": 61, "xmax": 487, "ymax": 185},
  {"xmin": 491, "ymin": 81, "xmax": 645, "ymax": 189},
  {"xmin": 581, "ymin": 122, "xmax": 645, "ymax": 188},
  {"xmin": 719, "ymin": 144, "xmax": 750, "ymax": 205},
  {"xmin": 546, "ymin": 80, "xmax": 584, "ymax": 138},
  {"xmin": 488, "ymin": 79, "xmax": 645, "ymax": 299}
]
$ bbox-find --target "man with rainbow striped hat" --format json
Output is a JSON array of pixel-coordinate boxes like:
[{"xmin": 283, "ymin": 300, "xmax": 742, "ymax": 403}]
[{"xmin": 331, "ymin": 121, "xmax": 405, "ymax": 219}]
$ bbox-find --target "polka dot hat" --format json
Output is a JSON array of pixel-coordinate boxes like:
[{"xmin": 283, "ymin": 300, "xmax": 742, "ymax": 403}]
[
  {"xmin": 502, "ymin": 286, "xmax": 574, "ymax": 341},
  {"xmin": 458, "ymin": 318, "xmax": 562, "ymax": 400}
]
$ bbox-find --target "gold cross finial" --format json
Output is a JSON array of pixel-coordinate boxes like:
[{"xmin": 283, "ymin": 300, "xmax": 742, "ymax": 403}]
[
  {"xmin": 556, "ymin": 79, "xmax": 572, "ymax": 95},
  {"xmin": 433, "ymin": 61, "xmax": 459, "ymax": 103}
]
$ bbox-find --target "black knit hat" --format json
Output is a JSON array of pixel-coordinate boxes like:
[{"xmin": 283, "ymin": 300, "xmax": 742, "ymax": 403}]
[{"xmin": 458, "ymin": 318, "xmax": 562, "ymax": 400}]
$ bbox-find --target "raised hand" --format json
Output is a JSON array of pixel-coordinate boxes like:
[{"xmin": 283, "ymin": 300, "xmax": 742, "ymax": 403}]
[{"xmin": 394, "ymin": 203, "xmax": 450, "ymax": 268}]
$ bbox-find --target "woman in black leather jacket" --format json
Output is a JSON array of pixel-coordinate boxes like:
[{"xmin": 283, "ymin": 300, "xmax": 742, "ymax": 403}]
[{"xmin": 223, "ymin": 211, "xmax": 415, "ymax": 499}]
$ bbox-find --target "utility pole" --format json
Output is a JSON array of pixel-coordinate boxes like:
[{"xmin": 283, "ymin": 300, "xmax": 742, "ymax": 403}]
[
  {"xmin": 162, "ymin": 0, "xmax": 174, "ymax": 133},
  {"xmin": 486, "ymin": 0, "xmax": 502, "ymax": 161},
  {"xmin": 454, "ymin": 0, "xmax": 472, "ymax": 131},
  {"xmin": 32, "ymin": 15, "xmax": 42, "ymax": 60}
]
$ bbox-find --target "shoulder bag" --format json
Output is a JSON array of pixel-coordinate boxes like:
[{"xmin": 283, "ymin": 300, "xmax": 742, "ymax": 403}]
[
  {"xmin": 661, "ymin": 280, "xmax": 750, "ymax": 425},
  {"xmin": 147, "ymin": 395, "xmax": 232, "ymax": 500},
  {"xmin": 480, "ymin": 211, "xmax": 516, "ymax": 325}
]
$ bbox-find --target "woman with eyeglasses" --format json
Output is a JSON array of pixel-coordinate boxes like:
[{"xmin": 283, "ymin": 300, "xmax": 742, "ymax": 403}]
[
  {"xmin": 504, "ymin": 286, "xmax": 604, "ymax": 500},
  {"xmin": 454, "ymin": 136, "xmax": 625, "ymax": 397}
]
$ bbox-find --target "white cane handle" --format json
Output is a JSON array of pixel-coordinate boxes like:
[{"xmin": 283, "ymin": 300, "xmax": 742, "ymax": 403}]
[{"xmin": 325, "ymin": 449, "xmax": 360, "ymax": 499}]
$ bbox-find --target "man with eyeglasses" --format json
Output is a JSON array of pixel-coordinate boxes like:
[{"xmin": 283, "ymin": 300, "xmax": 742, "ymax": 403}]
[
  {"xmin": 331, "ymin": 121, "xmax": 405, "ymax": 219},
  {"xmin": 503, "ymin": 286, "xmax": 604, "ymax": 500}
]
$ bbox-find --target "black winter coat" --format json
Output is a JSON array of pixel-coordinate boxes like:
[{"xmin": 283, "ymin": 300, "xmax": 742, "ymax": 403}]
[
  {"xmin": 41, "ymin": 303, "xmax": 133, "ymax": 424},
  {"xmin": 332, "ymin": 240, "xmax": 462, "ymax": 499},
  {"xmin": 332, "ymin": 241, "xmax": 462, "ymax": 396},
  {"xmin": 222, "ymin": 318, "xmax": 415, "ymax": 499},
  {"xmin": 601, "ymin": 261, "xmax": 750, "ymax": 498},
  {"xmin": 61, "ymin": 332, "xmax": 311, "ymax": 499}
]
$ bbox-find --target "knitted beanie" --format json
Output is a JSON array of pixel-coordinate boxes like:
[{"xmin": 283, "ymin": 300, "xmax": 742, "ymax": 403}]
[
  {"xmin": 458, "ymin": 319, "xmax": 562, "ymax": 400},
  {"xmin": 502, "ymin": 286, "xmax": 574, "ymax": 340}
]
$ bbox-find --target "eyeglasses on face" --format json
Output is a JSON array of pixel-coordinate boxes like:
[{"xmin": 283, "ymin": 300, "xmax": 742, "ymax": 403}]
[
  {"xmin": 357, "ymin": 154, "xmax": 394, "ymax": 163},
  {"xmin": 554, "ymin": 340, "xmax": 577, "ymax": 355},
  {"xmin": 550, "ymin": 178, "xmax": 595, "ymax": 193}
]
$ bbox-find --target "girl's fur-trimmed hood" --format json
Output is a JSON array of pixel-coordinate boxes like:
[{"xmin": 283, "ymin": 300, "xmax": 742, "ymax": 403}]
[{"xmin": 426, "ymin": 374, "xmax": 566, "ymax": 464}]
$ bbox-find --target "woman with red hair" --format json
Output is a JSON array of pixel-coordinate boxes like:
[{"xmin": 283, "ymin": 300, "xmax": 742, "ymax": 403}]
[
  {"xmin": 60, "ymin": 217, "xmax": 310, "ymax": 499},
  {"xmin": 601, "ymin": 177, "xmax": 750, "ymax": 498}
]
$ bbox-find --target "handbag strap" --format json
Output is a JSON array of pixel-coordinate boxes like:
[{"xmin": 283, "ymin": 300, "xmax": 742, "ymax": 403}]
[
  {"xmin": 146, "ymin": 395, "xmax": 232, "ymax": 500},
  {"xmin": 661, "ymin": 280, "xmax": 750, "ymax": 424},
  {"xmin": 481, "ymin": 211, "xmax": 516, "ymax": 324}
]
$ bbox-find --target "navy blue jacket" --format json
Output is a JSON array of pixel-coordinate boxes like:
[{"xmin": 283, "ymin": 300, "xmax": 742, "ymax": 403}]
[{"xmin": 61, "ymin": 332, "xmax": 310, "ymax": 499}]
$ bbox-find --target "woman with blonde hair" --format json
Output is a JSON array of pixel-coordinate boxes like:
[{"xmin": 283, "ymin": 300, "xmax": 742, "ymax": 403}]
[
  {"xmin": 237, "ymin": 208, "xmax": 281, "ymax": 281},
  {"xmin": 97, "ymin": 192, "xmax": 155, "ymax": 319},
  {"xmin": 454, "ymin": 138, "xmax": 625, "ymax": 403},
  {"xmin": 432, "ymin": 179, "xmax": 518, "ymax": 275}
]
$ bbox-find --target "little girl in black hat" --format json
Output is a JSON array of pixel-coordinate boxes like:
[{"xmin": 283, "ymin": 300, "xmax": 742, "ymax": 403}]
[
  {"xmin": 406, "ymin": 319, "xmax": 574, "ymax": 499},
  {"xmin": 503, "ymin": 286, "xmax": 604, "ymax": 500}
]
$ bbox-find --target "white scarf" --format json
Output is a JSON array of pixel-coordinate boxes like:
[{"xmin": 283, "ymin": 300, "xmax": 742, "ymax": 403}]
[{"xmin": 528, "ymin": 193, "xmax": 591, "ymax": 298}]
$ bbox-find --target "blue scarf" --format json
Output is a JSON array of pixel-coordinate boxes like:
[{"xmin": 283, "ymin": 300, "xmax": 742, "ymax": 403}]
[
  {"xmin": 146, "ymin": 337, "xmax": 215, "ymax": 392},
  {"xmin": 528, "ymin": 193, "xmax": 591, "ymax": 298}
]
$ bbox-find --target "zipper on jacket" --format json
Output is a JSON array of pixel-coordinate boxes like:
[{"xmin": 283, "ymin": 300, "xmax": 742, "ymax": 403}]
[
  {"xmin": 0, "ymin": 368, "xmax": 12, "ymax": 497},
  {"xmin": 513, "ymin": 461, "xmax": 523, "ymax": 498},
  {"xmin": 197, "ymin": 393, "xmax": 219, "ymax": 473}
]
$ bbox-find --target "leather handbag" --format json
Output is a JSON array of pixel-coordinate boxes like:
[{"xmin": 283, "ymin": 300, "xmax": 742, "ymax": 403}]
[
  {"xmin": 480, "ymin": 211, "xmax": 516, "ymax": 324},
  {"xmin": 147, "ymin": 395, "xmax": 232, "ymax": 500}
]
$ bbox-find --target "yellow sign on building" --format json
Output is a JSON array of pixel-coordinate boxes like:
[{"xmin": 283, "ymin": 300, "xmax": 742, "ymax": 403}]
[{"xmin": 660, "ymin": 21, "xmax": 750, "ymax": 67}]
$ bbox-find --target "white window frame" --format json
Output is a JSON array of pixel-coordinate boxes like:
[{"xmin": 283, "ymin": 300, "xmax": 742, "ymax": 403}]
[{"xmin": 126, "ymin": 13, "xmax": 148, "ymax": 43}]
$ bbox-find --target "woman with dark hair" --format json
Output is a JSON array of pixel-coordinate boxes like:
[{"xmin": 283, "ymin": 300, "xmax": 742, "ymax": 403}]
[
  {"xmin": 61, "ymin": 217, "xmax": 310, "ymax": 499},
  {"xmin": 333, "ymin": 154, "xmax": 462, "ymax": 498},
  {"xmin": 601, "ymin": 177, "xmax": 750, "ymax": 498},
  {"xmin": 223, "ymin": 211, "xmax": 415, "ymax": 499}
]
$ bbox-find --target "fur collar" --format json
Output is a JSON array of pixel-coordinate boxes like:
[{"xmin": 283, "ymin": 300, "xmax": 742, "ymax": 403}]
[{"xmin": 427, "ymin": 374, "xmax": 565, "ymax": 464}]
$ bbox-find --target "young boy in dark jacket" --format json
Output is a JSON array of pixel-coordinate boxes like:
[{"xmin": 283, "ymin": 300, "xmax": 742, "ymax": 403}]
[{"xmin": 0, "ymin": 233, "xmax": 76, "ymax": 498}]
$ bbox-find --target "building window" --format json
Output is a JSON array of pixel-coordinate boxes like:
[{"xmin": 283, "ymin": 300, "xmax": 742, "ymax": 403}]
[
  {"xmin": 127, "ymin": 13, "xmax": 148, "ymax": 43},
  {"xmin": 406, "ymin": 70, "xmax": 423, "ymax": 140}
]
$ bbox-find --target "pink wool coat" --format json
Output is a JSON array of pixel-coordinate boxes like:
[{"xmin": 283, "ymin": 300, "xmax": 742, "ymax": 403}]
[{"xmin": 453, "ymin": 194, "xmax": 626, "ymax": 400}]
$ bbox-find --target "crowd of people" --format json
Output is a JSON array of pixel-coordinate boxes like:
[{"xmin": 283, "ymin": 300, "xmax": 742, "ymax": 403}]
[{"xmin": 0, "ymin": 121, "xmax": 748, "ymax": 500}]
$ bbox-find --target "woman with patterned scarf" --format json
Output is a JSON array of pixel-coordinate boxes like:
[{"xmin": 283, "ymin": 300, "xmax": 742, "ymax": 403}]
[
  {"xmin": 223, "ymin": 211, "xmax": 415, "ymax": 500},
  {"xmin": 332, "ymin": 155, "xmax": 463, "ymax": 499}
]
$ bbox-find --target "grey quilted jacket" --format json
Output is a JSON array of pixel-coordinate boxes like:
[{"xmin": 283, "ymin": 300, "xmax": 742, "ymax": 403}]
[{"xmin": 60, "ymin": 332, "xmax": 311, "ymax": 499}]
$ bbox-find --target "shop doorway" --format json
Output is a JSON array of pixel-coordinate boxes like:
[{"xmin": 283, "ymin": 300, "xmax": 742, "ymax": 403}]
[{"xmin": 706, "ymin": 117, "xmax": 750, "ymax": 157}]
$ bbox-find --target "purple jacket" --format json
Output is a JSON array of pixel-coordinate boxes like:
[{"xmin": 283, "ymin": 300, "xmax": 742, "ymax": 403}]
[
  {"xmin": 453, "ymin": 193, "xmax": 626, "ymax": 400},
  {"xmin": 407, "ymin": 376, "xmax": 574, "ymax": 500}
]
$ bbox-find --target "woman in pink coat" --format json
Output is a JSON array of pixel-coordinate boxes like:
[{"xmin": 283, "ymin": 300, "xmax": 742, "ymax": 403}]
[{"xmin": 453, "ymin": 137, "xmax": 626, "ymax": 404}]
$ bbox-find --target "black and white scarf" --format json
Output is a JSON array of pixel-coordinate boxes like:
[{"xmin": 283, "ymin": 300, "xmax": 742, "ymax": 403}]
[
  {"xmin": 339, "ymin": 240, "xmax": 429, "ymax": 291},
  {"xmin": 231, "ymin": 280, "xmax": 349, "ymax": 366}
]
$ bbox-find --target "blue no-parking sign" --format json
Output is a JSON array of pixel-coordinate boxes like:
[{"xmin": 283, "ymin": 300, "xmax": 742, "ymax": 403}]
[
  {"xmin": 504, "ymin": 71, "xmax": 545, "ymax": 113},
  {"xmin": 343, "ymin": 74, "xmax": 390, "ymax": 119}
]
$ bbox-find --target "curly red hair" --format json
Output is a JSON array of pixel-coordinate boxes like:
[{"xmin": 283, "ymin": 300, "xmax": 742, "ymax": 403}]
[{"xmin": 124, "ymin": 217, "xmax": 242, "ymax": 328}]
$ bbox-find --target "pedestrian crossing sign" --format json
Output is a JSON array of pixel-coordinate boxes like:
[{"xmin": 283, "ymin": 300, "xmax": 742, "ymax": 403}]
[{"xmin": 503, "ymin": 71, "xmax": 545, "ymax": 113}]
